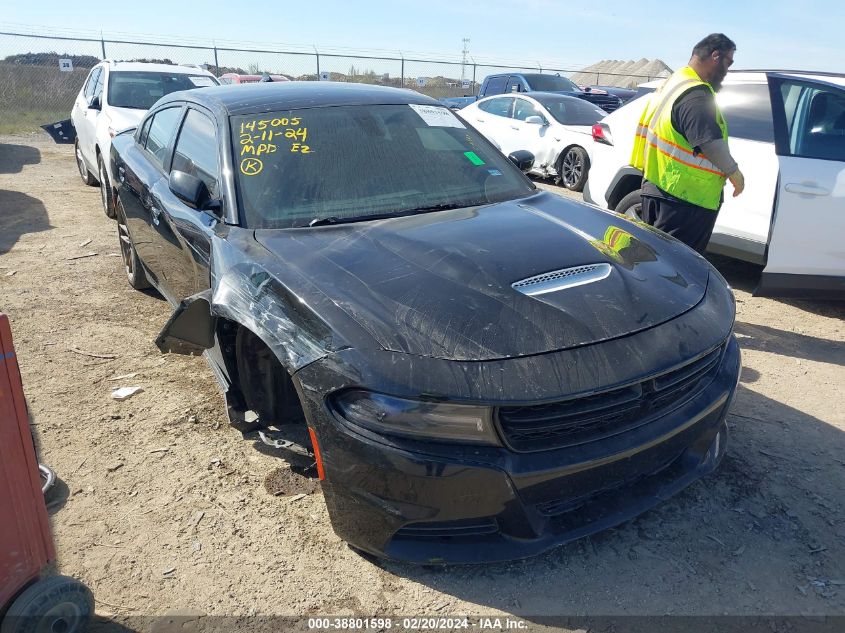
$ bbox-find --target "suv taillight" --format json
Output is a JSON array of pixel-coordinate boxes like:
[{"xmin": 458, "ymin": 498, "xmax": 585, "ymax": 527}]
[{"xmin": 592, "ymin": 122, "xmax": 613, "ymax": 146}]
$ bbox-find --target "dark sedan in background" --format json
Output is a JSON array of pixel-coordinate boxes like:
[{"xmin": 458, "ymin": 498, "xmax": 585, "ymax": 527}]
[{"xmin": 110, "ymin": 82, "xmax": 740, "ymax": 563}]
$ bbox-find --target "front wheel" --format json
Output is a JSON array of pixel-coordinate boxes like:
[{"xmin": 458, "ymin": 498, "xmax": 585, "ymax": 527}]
[
  {"xmin": 116, "ymin": 201, "xmax": 150, "ymax": 290},
  {"xmin": 616, "ymin": 189, "xmax": 643, "ymax": 221},
  {"xmin": 559, "ymin": 146, "xmax": 589, "ymax": 191},
  {"xmin": 0, "ymin": 575, "xmax": 94, "ymax": 633},
  {"xmin": 98, "ymin": 155, "xmax": 116, "ymax": 219},
  {"xmin": 74, "ymin": 139, "xmax": 97, "ymax": 186}
]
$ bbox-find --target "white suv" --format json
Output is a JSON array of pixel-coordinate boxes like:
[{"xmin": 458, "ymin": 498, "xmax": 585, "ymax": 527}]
[
  {"xmin": 585, "ymin": 71, "xmax": 845, "ymax": 298},
  {"xmin": 71, "ymin": 61, "xmax": 218, "ymax": 218}
]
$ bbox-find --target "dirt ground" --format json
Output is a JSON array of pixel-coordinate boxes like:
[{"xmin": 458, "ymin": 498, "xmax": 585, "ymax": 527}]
[{"xmin": 1, "ymin": 133, "xmax": 844, "ymax": 625}]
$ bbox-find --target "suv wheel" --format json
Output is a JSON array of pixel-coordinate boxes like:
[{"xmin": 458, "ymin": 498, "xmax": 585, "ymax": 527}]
[
  {"xmin": 98, "ymin": 155, "xmax": 116, "ymax": 219},
  {"xmin": 75, "ymin": 139, "xmax": 98, "ymax": 186},
  {"xmin": 616, "ymin": 189, "xmax": 643, "ymax": 220}
]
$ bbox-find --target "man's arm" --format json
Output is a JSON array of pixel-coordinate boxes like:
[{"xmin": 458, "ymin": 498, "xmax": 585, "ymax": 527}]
[{"xmin": 672, "ymin": 87, "xmax": 744, "ymax": 195}]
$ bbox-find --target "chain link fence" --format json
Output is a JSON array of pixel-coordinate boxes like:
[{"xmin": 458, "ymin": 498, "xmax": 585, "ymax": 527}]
[{"xmin": 0, "ymin": 29, "xmax": 664, "ymax": 134}]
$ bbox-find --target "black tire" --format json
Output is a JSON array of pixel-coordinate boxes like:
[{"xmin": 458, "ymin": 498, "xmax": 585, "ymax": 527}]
[
  {"xmin": 616, "ymin": 189, "xmax": 644, "ymax": 221},
  {"xmin": 74, "ymin": 139, "xmax": 97, "ymax": 187},
  {"xmin": 97, "ymin": 155, "xmax": 116, "ymax": 219},
  {"xmin": 116, "ymin": 201, "xmax": 150, "ymax": 290},
  {"xmin": 0, "ymin": 575, "xmax": 94, "ymax": 633},
  {"xmin": 559, "ymin": 146, "xmax": 589, "ymax": 192}
]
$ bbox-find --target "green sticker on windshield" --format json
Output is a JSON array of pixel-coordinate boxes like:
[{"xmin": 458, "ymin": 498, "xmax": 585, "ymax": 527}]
[{"xmin": 463, "ymin": 151, "xmax": 485, "ymax": 166}]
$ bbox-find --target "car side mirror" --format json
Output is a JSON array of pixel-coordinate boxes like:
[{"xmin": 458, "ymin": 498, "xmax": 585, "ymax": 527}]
[
  {"xmin": 508, "ymin": 150, "xmax": 535, "ymax": 173},
  {"xmin": 88, "ymin": 95, "xmax": 102, "ymax": 111},
  {"xmin": 524, "ymin": 115, "xmax": 546, "ymax": 125},
  {"xmin": 170, "ymin": 170, "xmax": 213, "ymax": 210}
]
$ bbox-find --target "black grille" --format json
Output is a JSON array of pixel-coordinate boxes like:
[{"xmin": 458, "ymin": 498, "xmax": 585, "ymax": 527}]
[
  {"xmin": 394, "ymin": 518, "xmax": 498, "ymax": 540},
  {"xmin": 496, "ymin": 346, "xmax": 724, "ymax": 452},
  {"xmin": 578, "ymin": 93, "xmax": 622, "ymax": 112}
]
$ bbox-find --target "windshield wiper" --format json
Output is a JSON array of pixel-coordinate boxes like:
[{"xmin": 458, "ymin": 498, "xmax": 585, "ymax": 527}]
[
  {"xmin": 306, "ymin": 203, "xmax": 471, "ymax": 228},
  {"xmin": 307, "ymin": 213, "xmax": 399, "ymax": 227},
  {"xmin": 407, "ymin": 202, "xmax": 470, "ymax": 214}
]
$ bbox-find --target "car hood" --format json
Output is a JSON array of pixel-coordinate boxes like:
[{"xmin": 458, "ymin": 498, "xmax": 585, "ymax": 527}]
[
  {"xmin": 105, "ymin": 107, "xmax": 145, "ymax": 133},
  {"xmin": 253, "ymin": 191, "xmax": 709, "ymax": 361}
]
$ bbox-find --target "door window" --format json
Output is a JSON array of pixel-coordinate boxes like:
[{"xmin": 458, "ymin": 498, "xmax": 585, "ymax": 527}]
[
  {"xmin": 513, "ymin": 98, "xmax": 543, "ymax": 122},
  {"xmin": 717, "ymin": 83, "xmax": 774, "ymax": 143},
  {"xmin": 478, "ymin": 97, "xmax": 514, "ymax": 118},
  {"xmin": 171, "ymin": 109, "xmax": 221, "ymax": 199},
  {"xmin": 506, "ymin": 76, "xmax": 525, "ymax": 93},
  {"xmin": 83, "ymin": 67, "xmax": 102, "ymax": 100},
  {"xmin": 144, "ymin": 107, "xmax": 183, "ymax": 170},
  {"xmin": 483, "ymin": 76, "xmax": 508, "ymax": 95},
  {"xmin": 91, "ymin": 69, "xmax": 105, "ymax": 103},
  {"xmin": 778, "ymin": 82, "xmax": 845, "ymax": 161}
]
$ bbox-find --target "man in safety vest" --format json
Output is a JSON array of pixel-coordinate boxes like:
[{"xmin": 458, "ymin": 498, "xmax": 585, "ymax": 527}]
[{"xmin": 631, "ymin": 33, "xmax": 745, "ymax": 254}]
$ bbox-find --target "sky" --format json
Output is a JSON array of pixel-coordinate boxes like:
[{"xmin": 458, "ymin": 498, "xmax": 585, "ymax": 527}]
[{"xmin": 2, "ymin": 0, "xmax": 844, "ymax": 73}]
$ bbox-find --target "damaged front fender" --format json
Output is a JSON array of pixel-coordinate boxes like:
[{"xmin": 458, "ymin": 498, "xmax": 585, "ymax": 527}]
[
  {"xmin": 155, "ymin": 229, "xmax": 351, "ymax": 373},
  {"xmin": 155, "ymin": 290, "xmax": 215, "ymax": 355}
]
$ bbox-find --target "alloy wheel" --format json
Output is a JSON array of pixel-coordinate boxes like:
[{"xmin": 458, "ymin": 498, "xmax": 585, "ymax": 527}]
[
  {"xmin": 75, "ymin": 144, "xmax": 87, "ymax": 179},
  {"xmin": 117, "ymin": 213, "xmax": 134, "ymax": 281},
  {"xmin": 99, "ymin": 163, "xmax": 109, "ymax": 213},
  {"xmin": 562, "ymin": 150, "xmax": 582, "ymax": 188}
]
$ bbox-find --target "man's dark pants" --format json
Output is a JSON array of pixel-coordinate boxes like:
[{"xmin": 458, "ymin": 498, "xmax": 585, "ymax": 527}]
[{"xmin": 640, "ymin": 195, "xmax": 719, "ymax": 255}]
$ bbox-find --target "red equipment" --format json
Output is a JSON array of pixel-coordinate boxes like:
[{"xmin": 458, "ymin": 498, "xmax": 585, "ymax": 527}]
[{"xmin": 0, "ymin": 313, "xmax": 93, "ymax": 633}]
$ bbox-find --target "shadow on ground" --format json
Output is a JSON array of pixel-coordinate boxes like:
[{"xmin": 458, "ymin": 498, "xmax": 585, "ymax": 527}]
[
  {"xmin": 707, "ymin": 254, "xmax": 845, "ymax": 318},
  {"xmin": 1, "ymin": 144, "xmax": 51, "ymax": 256},
  {"xmin": 734, "ymin": 322, "xmax": 845, "ymax": 366},
  {"xmin": 375, "ymin": 384, "xmax": 845, "ymax": 617}
]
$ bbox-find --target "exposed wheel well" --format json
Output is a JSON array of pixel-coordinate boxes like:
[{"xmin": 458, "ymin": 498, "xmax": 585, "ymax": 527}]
[
  {"xmin": 607, "ymin": 173, "xmax": 642, "ymax": 210},
  {"xmin": 216, "ymin": 318, "xmax": 306, "ymax": 426}
]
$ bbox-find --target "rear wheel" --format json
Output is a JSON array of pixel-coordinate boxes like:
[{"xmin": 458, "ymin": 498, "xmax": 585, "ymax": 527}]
[
  {"xmin": 559, "ymin": 146, "xmax": 589, "ymax": 191},
  {"xmin": 616, "ymin": 189, "xmax": 644, "ymax": 221},
  {"xmin": 98, "ymin": 155, "xmax": 116, "ymax": 219},
  {"xmin": 74, "ymin": 139, "xmax": 97, "ymax": 186},
  {"xmin": 0, "ymin": 575, "xmax": 93, "ymax": 633},
  {"xmin": 116, "ymin": 201, "xmax": 150, "ymax": 290}
]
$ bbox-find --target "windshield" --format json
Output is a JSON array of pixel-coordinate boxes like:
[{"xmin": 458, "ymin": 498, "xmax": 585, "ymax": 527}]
[
  {"xmin": 534, "ymin": 95, "xmax": 607, "ymax": 125},
  {"xmin": 233, "ymin": 104, "xmax": 536, "ymax": 229},
  {"xmin": 525, "ymin": 75, "xmax": 579, "ymax": 93},
  {"xmin": 107, "ymin": 71, "xmax": 217, "ymax": 109}
]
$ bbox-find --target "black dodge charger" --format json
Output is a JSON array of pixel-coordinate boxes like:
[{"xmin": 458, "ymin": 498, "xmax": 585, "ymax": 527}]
[{"xmin": 109, "ymin": 82, "xmax": 741, "ymax": 564}]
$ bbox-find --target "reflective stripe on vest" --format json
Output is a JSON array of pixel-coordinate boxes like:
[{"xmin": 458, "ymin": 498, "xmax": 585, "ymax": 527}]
[{"xmin": 630, "ymin": 67, "xmax": 729, "ymax": 210}]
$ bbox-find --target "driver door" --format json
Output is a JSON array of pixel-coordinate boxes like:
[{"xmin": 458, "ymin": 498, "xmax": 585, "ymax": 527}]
[
  {"xmin": 150, "ymin": 106, "xmax": 222, "ymax": 301},
  {"xmin": 74, "ymin": 67, "xmax": 103, "ymax": 169},
  {"xmin": 760, "ymin": 74, "xmax": 845, "ymax": 297}
]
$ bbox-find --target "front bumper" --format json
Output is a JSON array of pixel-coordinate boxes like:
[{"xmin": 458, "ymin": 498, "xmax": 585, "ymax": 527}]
[{"xmin": 307, "ymin": 336, "xmax": 740, "ymax": 564}]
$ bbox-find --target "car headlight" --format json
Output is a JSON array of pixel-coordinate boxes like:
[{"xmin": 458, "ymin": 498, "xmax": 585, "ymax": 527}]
[{"xmin": 331, "ymin": 389, "xmax": 500, "ymax": 445}]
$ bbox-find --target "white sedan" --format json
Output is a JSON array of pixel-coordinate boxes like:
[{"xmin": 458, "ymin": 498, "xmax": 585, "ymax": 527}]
[{"xmin": 460, "ymin": 92, "xmax": 607, "ymax": 191}]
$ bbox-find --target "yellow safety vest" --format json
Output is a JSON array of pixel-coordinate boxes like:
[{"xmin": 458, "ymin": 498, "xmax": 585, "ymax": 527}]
[{"xmin": 630, "ymin": 66, "xmax": 729, "ymax": 211}]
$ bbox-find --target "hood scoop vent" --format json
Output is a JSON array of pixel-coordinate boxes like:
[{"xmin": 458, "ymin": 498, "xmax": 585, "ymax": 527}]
[{"xmin": 512, "ymin": 263, "xmax": 612, "ymax": 297}]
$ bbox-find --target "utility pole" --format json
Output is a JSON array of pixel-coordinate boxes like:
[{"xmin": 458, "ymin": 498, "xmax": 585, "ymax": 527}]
[{"xmin": 461, "ymin": 38, "xmax": 470, "ymax": 81}]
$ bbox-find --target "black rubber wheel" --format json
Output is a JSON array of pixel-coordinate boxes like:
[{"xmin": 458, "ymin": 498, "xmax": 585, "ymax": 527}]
[
  {"xmin": 0, "ymin": 575, "xmax": 94, "ymax": 633},
  {"xmin": 74, "ymin": 139, "xmax": 97, "ymax": 187},
  {"xmin": 616, "ymin": 189, "xmax": 644, "ymax": 221},
  {"xmin": 116, "ymin": 201, "xmax": 150, "ymax": 290},
  {"xmin": 559, "ymin": 146, "xmax": 589, "ymax": 191},
  {"xmin": 97, "ymin": 155, "xmax": 115, "ymax": 219}
]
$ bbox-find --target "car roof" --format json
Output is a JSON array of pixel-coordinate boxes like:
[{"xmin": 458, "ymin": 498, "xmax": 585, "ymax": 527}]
[
  {"xmin": 161, "ymin": 81, "xmax": 441, "ymax": 116},
  {"xmin": 102, "ymin": 61, "xmax": 212, "ymax": 75},
  {"xmin": 518, "ymin": 91, "xmax": 590, "ymax": 102},
  {"xmin": 640, "ymin": 70, "xmax": 845, "ymax": 89}
]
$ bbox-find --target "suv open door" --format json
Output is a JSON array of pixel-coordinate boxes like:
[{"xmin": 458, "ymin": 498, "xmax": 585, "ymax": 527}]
[{"xmin": 760, "ymin": 73, "xmax": 845, "ymax": 298}]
